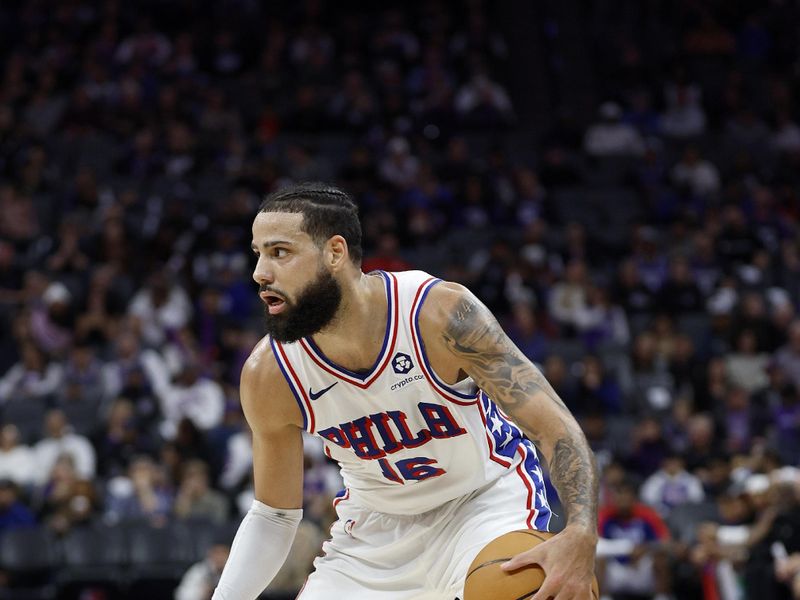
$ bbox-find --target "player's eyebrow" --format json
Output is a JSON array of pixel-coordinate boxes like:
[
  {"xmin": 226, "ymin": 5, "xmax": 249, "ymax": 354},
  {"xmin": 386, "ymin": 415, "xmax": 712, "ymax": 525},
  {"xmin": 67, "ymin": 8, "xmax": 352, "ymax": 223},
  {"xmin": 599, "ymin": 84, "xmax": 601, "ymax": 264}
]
[{"xmin": 251, "ymin": 240, "xmax": 294, "ymax": 251}]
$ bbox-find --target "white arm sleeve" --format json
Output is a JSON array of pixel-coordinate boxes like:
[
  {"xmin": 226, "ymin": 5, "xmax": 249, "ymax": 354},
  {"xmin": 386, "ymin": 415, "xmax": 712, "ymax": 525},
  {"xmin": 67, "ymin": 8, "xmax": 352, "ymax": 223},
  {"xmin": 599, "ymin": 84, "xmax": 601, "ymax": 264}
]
[{"xmin": 212, "ymin": 499, "xmax": 302, "ymax": 600}]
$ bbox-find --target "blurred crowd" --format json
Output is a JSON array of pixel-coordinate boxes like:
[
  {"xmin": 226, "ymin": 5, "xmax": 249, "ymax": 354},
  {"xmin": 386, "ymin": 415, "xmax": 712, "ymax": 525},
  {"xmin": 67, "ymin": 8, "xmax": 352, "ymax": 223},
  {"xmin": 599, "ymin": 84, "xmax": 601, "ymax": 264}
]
[{"xmin": 1, "ymin": 0, "xmax": 800, "ymax": 599}]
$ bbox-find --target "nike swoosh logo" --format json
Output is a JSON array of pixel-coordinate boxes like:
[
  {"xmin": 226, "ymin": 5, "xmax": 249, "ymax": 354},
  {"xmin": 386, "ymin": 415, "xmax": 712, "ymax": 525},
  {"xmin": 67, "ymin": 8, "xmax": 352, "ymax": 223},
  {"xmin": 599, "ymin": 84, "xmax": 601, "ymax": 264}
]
[{"xmin": 309, "ymin": 382, "xmax": 338, "ymax": 401}]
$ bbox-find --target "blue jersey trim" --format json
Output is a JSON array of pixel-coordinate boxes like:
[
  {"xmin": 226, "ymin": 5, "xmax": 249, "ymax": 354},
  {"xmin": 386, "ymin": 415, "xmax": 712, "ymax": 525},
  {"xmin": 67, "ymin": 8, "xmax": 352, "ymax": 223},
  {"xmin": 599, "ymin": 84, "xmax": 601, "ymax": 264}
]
[
  {"xmin": 412, "ymin": 279, "xmax": 476, "ymax": 401},
  {"xmin": 270, "ymin": 337, "xmax": 309, "ymax": 432}
]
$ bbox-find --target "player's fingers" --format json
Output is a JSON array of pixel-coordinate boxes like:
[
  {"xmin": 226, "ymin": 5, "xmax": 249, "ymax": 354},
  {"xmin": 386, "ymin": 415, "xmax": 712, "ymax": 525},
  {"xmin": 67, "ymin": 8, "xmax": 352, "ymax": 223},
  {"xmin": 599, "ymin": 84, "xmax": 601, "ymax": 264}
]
[
  {"xmin": 500, "ymin": 547, "xmax": 542, "ymax": 572},
  {"xmin": 529, "ymin": 574, "xmax": 563, "ymax": 600},
  {"xmin": 532, "ymin": 581, "xmax": 592, "ymax": 600}
]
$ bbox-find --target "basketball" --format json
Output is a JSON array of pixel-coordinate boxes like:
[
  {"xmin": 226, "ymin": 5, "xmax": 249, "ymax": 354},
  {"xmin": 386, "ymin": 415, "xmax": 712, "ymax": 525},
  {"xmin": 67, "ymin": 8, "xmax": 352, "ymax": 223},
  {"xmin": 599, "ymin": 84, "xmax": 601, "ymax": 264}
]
[{"xmin": 463, "ymin": 530, "xmax": 599, "ymax": 600}]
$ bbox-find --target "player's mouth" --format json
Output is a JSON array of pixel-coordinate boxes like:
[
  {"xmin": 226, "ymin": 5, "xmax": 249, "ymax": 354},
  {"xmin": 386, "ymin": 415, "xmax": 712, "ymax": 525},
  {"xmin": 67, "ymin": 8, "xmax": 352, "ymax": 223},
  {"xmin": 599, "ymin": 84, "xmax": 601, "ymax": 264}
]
[{"xmin": 260, "ymin": 291, "xmax": 287, "ymax": 315}]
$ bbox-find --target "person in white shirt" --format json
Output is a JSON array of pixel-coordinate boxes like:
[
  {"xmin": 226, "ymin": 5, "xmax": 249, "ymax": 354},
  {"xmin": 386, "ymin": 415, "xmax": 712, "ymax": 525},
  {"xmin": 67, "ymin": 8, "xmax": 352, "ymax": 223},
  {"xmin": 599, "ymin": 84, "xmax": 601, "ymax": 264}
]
[
  {"xmin": 549, "ymin": 259, "xmax": 590, "ymax": 332},
  {"xmin": 33, "ymin": 409, "xmax": 96, "ymax": 485},
  {"xmin": 142, "ymin": 352, "xmax": 224, "ymax": 439},
  {"xmin": 0, "ymin": 425, "xmax": 36, "ymax": 487},
  {"xmin": 661, "ymin": 81, "xmax": 707, "ymax": 139},
  {"xmin": 219, "ymin": 428, "xmax": 252, "ymax": 492},
  {"xmin": 128, "ymin": 270, "xmax": 193, "ymax": 347},
  {"xmin": 0, "ymin": 343, "xmax": 63, "ymax": 403},
  {"xmin": 640, "ymin": 453, "xmax": 705, "ymax": 516},
  {"xmin": 175, "ymin": 540, "xmax": 230, "ymax": 600},
  {"xmin": 584, "ymin": 102, "xmax": 645, "ymax": 157},
  {"xmin": 671, "ymin": 145, "xmax": 720, "ymax": 198}
]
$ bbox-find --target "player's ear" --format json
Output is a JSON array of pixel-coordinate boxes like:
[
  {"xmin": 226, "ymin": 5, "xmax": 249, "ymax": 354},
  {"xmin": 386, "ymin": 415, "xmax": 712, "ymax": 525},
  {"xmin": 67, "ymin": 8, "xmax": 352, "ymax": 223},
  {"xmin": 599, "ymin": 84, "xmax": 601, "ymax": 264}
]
[{"xmin": 326, "ymin": 235, "xmax": 348, "ymax": 271}]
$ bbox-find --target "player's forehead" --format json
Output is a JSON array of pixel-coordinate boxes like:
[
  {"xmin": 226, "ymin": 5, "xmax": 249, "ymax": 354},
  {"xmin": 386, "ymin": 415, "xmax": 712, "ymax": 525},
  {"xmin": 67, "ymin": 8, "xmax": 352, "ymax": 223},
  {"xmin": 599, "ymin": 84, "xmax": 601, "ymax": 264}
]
[{"xmin": 251, "ymin": 211, "xmax": 310, "ymax": 246}]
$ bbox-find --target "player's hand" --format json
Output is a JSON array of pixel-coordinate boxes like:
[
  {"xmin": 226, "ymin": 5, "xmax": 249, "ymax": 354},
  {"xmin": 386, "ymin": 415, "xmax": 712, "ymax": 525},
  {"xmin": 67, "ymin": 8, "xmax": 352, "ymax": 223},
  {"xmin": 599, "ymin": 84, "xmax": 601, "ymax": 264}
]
[{"xmin": 501, "ymin": 525, "xmax": 597, "ymax": 600}]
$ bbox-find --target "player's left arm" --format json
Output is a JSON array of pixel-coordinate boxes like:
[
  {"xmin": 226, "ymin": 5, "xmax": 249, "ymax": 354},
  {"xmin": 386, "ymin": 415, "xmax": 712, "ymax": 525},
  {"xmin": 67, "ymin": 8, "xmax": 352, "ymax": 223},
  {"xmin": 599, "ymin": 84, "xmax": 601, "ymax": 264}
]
[{"xmin": 425, "ymin": 282, "xmax": 598, "ymax": 599}]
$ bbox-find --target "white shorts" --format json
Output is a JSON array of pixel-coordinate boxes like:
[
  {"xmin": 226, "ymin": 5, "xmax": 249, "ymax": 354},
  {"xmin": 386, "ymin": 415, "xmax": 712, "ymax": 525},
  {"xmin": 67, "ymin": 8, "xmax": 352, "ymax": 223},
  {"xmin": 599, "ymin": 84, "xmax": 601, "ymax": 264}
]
[{"xmin": 297, "ymin": 470, "xmax": 553, "ymax": 600}]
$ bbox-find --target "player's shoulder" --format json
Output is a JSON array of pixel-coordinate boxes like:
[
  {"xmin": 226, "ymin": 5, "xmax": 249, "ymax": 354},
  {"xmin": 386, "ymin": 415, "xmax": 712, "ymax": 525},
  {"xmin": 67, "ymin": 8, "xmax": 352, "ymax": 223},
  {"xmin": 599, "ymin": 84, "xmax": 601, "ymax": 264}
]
[
  {"xmin": 240, "ymin": 335, "xmax": 279, "ymax": 386},
  {"xmin": 240, "ymin": 336, "xmax": 301, "ymax": 428},
  {"xmin": 418, "ymin": 279, "xmax": 477, "ymax": 326}
]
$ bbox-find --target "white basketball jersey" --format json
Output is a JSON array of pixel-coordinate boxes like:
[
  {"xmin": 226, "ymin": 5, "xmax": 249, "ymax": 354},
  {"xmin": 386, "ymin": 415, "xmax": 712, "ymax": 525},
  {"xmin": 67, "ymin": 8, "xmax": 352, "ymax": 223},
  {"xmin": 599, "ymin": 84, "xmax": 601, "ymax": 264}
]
[{"xmin": 272, "ymin": 270, "xmax": 551, "ymax": 523}]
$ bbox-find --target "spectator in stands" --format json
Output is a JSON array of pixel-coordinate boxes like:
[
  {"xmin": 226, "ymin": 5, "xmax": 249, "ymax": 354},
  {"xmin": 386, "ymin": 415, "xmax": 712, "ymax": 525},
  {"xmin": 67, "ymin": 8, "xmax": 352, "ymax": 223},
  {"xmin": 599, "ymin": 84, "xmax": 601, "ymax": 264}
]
[
  {"xmin": 0, "ymin": 479, "xmax": 35, "ymax": 533},
  {"xmin": 92, "ymin": 398, "xmax": 155, "ymax": 479},
  {"xmin": 670, "ymin": 145, "xmax": 721, "ymax": 199},
  {"xmin": 718, "ymin": 386, "xmax": 765, "ymax": 455},
  {"xmin": 454, "ymin": 69, "xmax": 514, "ymax": 126},
  {"xmin": 128, "ymin": 271, "xmax": 193, "ymax": 347},
  {"xmin": 614, "ymin": 258, "xmax": 657, "ymax": 315},
  {"xmin": 142, "ymin": 348, "xmax": 224, "ymax": 440},
  {"xmin": 627, "ymin": 417, "xmax": 672, "ymax": 479},
  {"xmin": 0, "ymin": 342, "xmax": 63, "ymax": 403},
  {"xmin": 173, "ymin": 459, "xmax": 228, "ymax": 524},
  {"xmin": 0, "ymin": 425, "xmax": 36, "ymax": 487},
  {"xmin": 668, "ymin": 335, "xmax": 703, "ymax": 403},
  {"xmin": 175, "ymin": 535, "xmax": 230, "ymax": 600},
  {"xmin": 658, "ymin": 256, "xmax": 704, "ymax": 315},
  {"xmin": 33, "ymin": 409, "xmax": 96, "ymax": 485},
  {"xmin": 684, "ymin": 414, "xmax": 723, "ymax": 474},
  {"xmin": 361, "ymin": 233, "xmax": 413, "ymax": 273},
  {"xmin": 37, "ymin": 454, "xmax": 98, "ymax": 535},
  {"xmin": 576, "ymin": 356, "xmax": 624, "ymax": 416},
  {"xmin": 641, "ymin": 453, "xmax": 705, "ymax": 517},
  {"xmin": 716, "ymin": 205, "xmax": 763, "ymax": 270},
  {"xmin": 584, "ymin": 102, "xmax": 645, "ymax": 157},
  {"xmin": 102, "ymin": 330, "xmax": 160, "ymax": 427},
  {"xmin": 104, "ymin": 455, "xmax": 173, "ymax": 526},
  {"xmin": 57, "ymin": 340, "xmax": 106, "ymax": 406},
  {"xmin": 541, "ymin": 354, "xmax": 578, "ymax": 411},
  {"xmin": 597, "ymin": 479, "xmax": 673, "ymax": 600},
  {"xmin": 379, "ymin": 137, "xmax": 420, "ymax": 190},
  {"xmin": 730, "ymin": 292, "xmax": 780, "ymax": 354},
  {"xmin": 548, "ymin": 258, "xmax": 589, "ymax": 335},
  {"xmin": 575, "ymin": 285, "xmax": 630, "ymax": 351},
  {"xmin": 660, "ymin": 71, "xmax": 707, "ymax": 138},
  {"xmin": 631, "ymin": 226, "xmax": 669, "ymax": 293},
  {"xmin": 724, "ymin": 330, "xmax": 770, "ymax": 393},
  {"xmin": 506, "ymin": 301, "xmax": 549, "ymax": 364},
  {"xmin": 219, "ymin": 427, "xmax": 252, "ymax": 492}
]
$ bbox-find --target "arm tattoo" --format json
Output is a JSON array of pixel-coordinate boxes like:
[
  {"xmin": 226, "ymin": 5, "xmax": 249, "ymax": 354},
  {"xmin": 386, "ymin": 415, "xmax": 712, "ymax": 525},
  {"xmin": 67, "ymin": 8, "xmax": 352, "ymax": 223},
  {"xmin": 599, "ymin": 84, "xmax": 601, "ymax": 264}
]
[
  {"xmin": 442, "ymin": 295, "xmax": 598, "ymax": 529},
  {"xmin": 442, "ymin": 297, "xmax": 569, "ymax": 414},
  {"xmin": 549, "ymin": 438, "xmax": 599, "ymax": 528}
]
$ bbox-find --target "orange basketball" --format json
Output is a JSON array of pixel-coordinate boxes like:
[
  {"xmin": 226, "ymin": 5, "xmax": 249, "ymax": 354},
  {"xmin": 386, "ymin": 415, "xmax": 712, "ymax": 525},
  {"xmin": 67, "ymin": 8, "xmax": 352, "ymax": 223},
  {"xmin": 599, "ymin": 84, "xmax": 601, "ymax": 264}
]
[{"xmin": 463, "ymin": 530, "xmax": 599, "ymax": 600}]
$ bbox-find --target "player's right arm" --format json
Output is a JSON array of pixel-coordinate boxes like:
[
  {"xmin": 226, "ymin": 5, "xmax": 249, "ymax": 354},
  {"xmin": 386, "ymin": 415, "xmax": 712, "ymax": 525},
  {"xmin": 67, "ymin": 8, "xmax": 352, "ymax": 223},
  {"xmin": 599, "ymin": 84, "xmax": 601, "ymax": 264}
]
[{"xmin": 213, "ymin": 337, "xmax": 305, "ymax": 600}]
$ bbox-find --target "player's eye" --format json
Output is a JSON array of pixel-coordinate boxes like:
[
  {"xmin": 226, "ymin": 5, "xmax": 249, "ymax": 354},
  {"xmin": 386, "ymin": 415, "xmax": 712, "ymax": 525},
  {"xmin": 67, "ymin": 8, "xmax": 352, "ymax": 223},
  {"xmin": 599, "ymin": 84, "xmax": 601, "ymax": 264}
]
[{"xmin": 273, "ymin": 247, "xmax": 289, "ymax": 258}]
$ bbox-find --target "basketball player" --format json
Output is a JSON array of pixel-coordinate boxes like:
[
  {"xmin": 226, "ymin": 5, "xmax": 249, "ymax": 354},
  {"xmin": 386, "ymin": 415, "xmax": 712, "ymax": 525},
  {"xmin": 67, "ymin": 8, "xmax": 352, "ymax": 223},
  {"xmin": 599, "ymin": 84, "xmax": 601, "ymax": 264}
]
[{"xmin": 213, "ymin": 183, "xmax": 599, "ymax": 600}]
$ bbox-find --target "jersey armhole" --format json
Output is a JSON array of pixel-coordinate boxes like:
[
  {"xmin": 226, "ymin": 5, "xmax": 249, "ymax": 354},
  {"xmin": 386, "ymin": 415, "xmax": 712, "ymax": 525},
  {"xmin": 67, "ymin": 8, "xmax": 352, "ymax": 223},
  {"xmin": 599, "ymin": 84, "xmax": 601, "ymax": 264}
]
[{"xmin": 409, "ymin": 278, "xmax": 479, "ymax": 405}]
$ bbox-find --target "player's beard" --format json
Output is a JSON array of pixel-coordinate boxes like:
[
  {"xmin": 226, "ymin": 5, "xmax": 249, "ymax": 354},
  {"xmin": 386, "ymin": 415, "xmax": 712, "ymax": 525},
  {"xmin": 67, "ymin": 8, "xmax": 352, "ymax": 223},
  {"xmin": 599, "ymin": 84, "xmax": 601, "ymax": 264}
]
[{"xmin": 262, "ymin": 265, "xmax": 343, "ymax": 343}]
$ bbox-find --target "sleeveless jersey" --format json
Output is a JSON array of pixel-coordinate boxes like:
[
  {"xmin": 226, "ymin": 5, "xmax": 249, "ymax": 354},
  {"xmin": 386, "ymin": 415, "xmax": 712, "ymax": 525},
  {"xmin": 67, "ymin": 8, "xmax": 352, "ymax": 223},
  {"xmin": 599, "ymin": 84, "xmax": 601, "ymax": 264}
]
[{"xmin": 271, "ymin": 270, "xmax": 551, "ymax": 522}]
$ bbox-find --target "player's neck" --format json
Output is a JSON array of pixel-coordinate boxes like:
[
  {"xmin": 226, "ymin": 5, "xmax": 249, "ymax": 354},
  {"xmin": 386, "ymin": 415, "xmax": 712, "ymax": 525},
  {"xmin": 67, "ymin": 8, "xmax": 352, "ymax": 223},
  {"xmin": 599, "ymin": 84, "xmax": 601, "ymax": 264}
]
[{"xmin": 310, "ymin": 271, "xmax": 387, "ymax": 372}]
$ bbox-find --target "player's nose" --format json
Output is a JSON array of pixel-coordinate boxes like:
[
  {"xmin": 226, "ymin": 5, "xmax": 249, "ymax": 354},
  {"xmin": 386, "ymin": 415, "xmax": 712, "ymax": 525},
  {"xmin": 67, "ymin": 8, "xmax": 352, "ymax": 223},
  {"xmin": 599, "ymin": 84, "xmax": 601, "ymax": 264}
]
[{"xmin": 252, "ymin": 256, "xmax": 274, "ymax": 285}]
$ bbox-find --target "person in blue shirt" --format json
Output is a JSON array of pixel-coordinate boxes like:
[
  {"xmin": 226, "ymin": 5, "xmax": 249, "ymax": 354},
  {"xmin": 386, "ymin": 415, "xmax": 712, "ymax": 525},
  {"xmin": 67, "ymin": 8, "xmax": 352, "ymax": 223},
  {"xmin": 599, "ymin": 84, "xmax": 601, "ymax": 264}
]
[{"xmin": 0, "ymin": 479, "xmax": 35, "ymax": 532}]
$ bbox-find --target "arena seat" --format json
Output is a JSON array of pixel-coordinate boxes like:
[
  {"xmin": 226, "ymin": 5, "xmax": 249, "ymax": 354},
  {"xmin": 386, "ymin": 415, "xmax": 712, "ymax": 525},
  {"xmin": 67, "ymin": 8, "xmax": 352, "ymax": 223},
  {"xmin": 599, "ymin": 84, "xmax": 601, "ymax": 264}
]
[
  {"xmin": 666, "ymin": 501, "xmax": 720, "ymax": 545},
  {"xmin": 57, "ymin": 524, "xmax": 127, "ymax": 594},
  {"xmin": 2, "ymin": 397, "xmax": 48, "ymax": 443},
  {"xmin": 0, "ymin": 526, "xmax": 60, "ymax": 599},
  {"xmin": 125, "ymin": 520, "xmax": 196, "ymax": 596}
]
